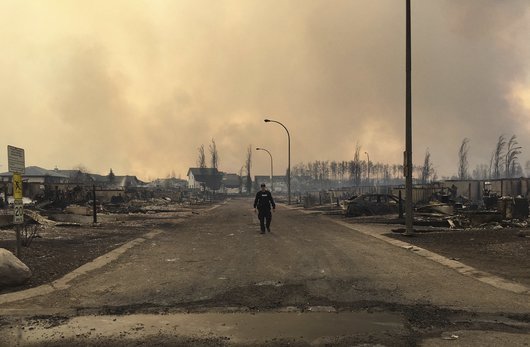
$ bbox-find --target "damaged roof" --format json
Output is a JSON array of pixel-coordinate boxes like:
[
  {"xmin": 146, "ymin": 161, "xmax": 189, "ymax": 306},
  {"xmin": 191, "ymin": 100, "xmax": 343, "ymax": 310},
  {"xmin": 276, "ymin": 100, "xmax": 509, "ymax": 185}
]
[{"xmin": 0, "ymin": 166, "xmax": 70, "ymax": 178}]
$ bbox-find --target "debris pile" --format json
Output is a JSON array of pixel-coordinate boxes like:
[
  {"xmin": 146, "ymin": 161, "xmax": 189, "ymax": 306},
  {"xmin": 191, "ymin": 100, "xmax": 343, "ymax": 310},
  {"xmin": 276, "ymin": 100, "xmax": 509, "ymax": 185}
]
[
  {"xmin": 340, "ymin": 186, "xmax": 530, "ymax": 232},
  {"xmin": 415, "ymin": 196, "xmax": 530, "ymax": 230}
]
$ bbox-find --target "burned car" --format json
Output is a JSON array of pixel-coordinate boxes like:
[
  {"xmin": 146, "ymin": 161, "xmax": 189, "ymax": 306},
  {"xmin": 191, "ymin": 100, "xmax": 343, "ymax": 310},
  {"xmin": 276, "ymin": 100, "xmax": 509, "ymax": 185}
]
[{"xmin": 342, "ymin": 193, "xmax": 400, "ymax": 217}]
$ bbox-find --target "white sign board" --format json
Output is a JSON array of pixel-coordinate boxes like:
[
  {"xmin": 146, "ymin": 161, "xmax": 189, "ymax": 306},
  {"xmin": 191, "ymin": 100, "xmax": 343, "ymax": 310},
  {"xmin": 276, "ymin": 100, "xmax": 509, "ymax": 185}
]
[
  {"xmin": 13, "ymin": 199, "xmax": 24, "ymax": 224},
  {"xmin": 8, "ymin": 145, "xmax": 25, "ymax": 174}
]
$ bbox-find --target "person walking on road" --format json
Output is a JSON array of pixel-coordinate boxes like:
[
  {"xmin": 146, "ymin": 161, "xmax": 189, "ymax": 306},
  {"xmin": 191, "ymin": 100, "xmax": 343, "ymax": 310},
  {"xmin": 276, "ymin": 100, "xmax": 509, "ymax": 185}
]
[{"xmin": 254, "ymin": 183, "xmax": 276, "ymax": 234}]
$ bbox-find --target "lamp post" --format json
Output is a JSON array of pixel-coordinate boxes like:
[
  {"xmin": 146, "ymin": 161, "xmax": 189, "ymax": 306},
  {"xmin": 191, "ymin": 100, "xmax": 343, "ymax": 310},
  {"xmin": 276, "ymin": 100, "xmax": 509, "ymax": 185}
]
[
  {"xmin": 239, "ymin": 166, "xmax": 244, "ymax": 194},
  {"xmin": 264, "ymin": 118, "xmax": 291, "ymax": 204},
  {"xmin": 364, "ymin": 151, "xmax": 370, "ymax": 188},
  {"xmin": 256, "ymin": 147, "xmax": 274, "ymax": 192}
]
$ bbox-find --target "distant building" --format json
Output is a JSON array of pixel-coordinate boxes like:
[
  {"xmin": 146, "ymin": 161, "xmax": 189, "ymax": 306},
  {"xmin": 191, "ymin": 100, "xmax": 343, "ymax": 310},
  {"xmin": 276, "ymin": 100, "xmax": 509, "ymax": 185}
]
[
  {"xmin": 187, "ymin": 168, "xmax": 222, "ymax": 191},
  {"xmin": 254, "ymin": 175, "xmax": 287, "ymax": 193},
  {"xmin": 222, "ymin": 173, "xmax": 241, "ymax": 194}
]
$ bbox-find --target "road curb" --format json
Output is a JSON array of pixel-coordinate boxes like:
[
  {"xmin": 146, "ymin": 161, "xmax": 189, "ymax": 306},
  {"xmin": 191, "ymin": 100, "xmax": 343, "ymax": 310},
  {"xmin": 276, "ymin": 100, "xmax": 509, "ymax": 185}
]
[
  {"xmin": 328, "ymin": 218, "xmax": 530, "ymax": 296},
  {"xmin": 0, "ymin": 230, "xmax": 163, "ymax": 306}
]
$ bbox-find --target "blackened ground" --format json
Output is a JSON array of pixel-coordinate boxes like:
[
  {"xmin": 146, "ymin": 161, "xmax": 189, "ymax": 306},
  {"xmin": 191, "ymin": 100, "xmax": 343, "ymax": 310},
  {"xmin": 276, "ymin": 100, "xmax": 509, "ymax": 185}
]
[
  {"xmin": 386, "ymin": 228, "xmax": 530, "ymax": 287},
  {"xmin": 0, "ymin": 226, "xmax": 146, "ymax": 294}
]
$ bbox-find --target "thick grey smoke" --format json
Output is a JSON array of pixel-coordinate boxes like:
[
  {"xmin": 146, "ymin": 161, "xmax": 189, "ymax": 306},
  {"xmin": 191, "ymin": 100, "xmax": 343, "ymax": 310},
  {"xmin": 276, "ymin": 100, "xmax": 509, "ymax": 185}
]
[
  {"xmin": 412, "ymin": 0, "xmax": 530, "ymax": 175},
  {"xmin": 1, "ymin": 0, "xmax": 529, "ymax": 179}
]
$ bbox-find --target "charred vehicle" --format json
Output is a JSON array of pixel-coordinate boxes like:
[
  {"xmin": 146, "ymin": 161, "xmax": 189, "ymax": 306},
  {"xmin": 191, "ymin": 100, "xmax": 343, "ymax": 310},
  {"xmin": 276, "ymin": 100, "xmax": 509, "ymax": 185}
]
[{"xmin": 343, "ymin": 193, "xmax": 400, "ymax": 217}]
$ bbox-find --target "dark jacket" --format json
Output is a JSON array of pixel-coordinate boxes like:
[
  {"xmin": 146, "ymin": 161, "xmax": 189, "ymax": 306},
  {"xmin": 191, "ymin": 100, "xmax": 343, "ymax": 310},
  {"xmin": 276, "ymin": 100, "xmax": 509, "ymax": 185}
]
[{"xmin": 254, "ymin": 190, "xmax": 275, "ymax": 211}]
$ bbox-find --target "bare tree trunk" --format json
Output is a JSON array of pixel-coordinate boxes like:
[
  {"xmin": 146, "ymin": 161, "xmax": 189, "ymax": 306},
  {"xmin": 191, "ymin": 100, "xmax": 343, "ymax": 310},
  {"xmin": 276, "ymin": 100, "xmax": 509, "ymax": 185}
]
[
  {"xmin": 197, "ymin": 145, "xmax": 206, "ymax": 168},
  {"xmin": 492, "ymin": 135, "xmax": 506, "ymax": 179},
  {"xmin": 421, "ymin": 149, "xmax": 433, "ymax": 184},
  {"xmin": 505, "ymin": 135, "xmax": 522, "ymax": 178},
  {"xmin": 245, "ymin": 145, "xmax": 252, "ymax": 194},
  {"xmin": 209, "ymin": 139, "xmax": 220, "ymax": 169},
  {"xmin": 351, "ymin": 143, "xmax": 362, "ymax": 186},
  {"xmin": 458, "ymin": 138, "xmax": 470, "ymax": 179}
]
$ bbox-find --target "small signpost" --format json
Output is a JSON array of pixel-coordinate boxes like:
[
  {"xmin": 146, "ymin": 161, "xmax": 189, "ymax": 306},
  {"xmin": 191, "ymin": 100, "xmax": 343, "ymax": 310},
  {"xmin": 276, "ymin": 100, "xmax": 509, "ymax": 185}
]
[
  {"xmin": 8, "ymin": 145, "xmax": 25, "ymax": 174},
  {"xmin": 8, "ymin": 145, "xmax": 25, "ymax": 256}
]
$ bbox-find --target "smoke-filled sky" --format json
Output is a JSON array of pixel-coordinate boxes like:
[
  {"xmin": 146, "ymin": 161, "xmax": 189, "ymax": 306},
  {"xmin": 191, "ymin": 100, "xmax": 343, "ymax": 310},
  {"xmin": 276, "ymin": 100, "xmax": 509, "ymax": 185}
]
[{"xmin": 1, "ymin": 0, "xmax": 530, "ymax": 180}]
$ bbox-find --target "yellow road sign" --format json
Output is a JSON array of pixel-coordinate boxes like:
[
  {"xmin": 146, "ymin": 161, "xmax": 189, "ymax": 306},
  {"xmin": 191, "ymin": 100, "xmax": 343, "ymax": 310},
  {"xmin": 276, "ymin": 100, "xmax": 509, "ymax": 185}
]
[{"xmin": 13, "ymin": 173, "xmax": 23, "ymax": 200}]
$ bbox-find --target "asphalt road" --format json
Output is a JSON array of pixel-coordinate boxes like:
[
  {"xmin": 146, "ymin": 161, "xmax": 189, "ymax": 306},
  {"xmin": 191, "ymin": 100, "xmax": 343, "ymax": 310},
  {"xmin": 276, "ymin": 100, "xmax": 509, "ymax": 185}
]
[{"xmin": 1, "ymin": 198, "xmax": 529, "ymax": 346}]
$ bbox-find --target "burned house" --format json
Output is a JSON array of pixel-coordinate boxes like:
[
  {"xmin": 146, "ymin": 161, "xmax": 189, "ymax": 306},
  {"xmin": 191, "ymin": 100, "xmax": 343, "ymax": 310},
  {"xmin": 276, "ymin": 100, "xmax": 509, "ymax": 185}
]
[
  {"xmin": 53, "ymin": 169, "xmax": 96, "ymax": 186},
  {"xmin": 0, "ymin": 166, "xmax": 70, "ymax": 201},
  {"xmin": 88, "ymin": 173, "xmax": 144, "ymax": 189},
  {"xmin": 436, "ymin": 178, "xmax": 530, "ymax": 203},
  {"xmin": 148, "ymin": 177, "xmax": 188, "ymax": 189},
  {"xmin": 0, "ymin": 166, "xmax": 147, "ymax": 205}
]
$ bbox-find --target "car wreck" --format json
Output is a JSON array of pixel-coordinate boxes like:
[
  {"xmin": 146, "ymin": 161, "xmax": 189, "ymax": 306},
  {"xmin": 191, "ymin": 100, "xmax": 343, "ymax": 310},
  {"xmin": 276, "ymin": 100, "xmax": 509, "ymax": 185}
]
[{"xmin": 342, "ymin": 193, "xmax": 400, "ymax": 217}]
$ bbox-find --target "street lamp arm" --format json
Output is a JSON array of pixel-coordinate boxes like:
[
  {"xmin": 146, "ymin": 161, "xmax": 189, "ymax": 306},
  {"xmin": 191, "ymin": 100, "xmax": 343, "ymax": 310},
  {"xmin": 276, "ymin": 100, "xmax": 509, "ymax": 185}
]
[
  {"xmin": 256, "ymin": 147, "xmax": 274, "ymax": 192},
  {"xmin": 256, "ymin": 147, "xmax": 272, "ymax": 157},
  {"xmin": 264, "ymin": 117, "xmax": 291, "ymax": 204},
  {"xmin": 265, "ymin": 119, "xmax": 290, "ymax": 140}
]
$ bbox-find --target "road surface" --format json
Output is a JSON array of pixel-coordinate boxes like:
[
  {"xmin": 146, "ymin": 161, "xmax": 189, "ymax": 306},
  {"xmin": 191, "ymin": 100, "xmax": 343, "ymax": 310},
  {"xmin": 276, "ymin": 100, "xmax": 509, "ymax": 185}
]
[{"xmin": 1, "ymin": 198, "xmax": 529, "ymax": 346}]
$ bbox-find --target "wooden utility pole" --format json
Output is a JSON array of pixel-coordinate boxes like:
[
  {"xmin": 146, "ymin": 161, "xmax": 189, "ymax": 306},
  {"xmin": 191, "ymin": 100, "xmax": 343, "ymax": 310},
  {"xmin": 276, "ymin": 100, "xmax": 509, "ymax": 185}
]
[
  {"xmin": 404, "ymin": 0, "xmax": 414, "ymax": 236},
  {"xmin": 92, "ymin": 185, "xmax": 97, "ymax": 224}
]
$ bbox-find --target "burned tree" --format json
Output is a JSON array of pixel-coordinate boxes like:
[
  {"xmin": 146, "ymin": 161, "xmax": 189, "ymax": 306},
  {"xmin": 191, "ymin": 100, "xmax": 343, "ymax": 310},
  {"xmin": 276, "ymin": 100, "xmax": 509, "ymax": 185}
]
[
  {"xmin": 349, "ymin": 143, "xmax": 362, "ymax": 186},
  {"xmin": 108, "ymin": 168, "xmax": 115, "ymax": 183},
  {"xmin": 505, "ymin": 135, "xmax": 522, "ymax": 178},
  {"xmin": 421, "ymin": 149, "xmax": 433, "ymax": 184},
  {"xmin": 458, "ymin": 138, "xmax": 470, "ymax": 179},
  {"xmin": 245, "ymin": 145, "xmax": 252, "ymax": 194},
  {"xmin": 209, "ymin": 138, "xmax": 219, "ymax": 169},
  {"xmin": 321, "ymin": 161, "xmax": 330, "ymax": 182},
  {"xmin": 197, "ymin": 145, "xmax": 206, "ymax": 168},
  {"xmin": 330, "ymin": 161, "xmax": 338, "ymax": 181},
  {"xmin": 525, "ymin": 160, "xmax": 530, "ymax": 177},
  {"xmin": 472, "ymin": 164, "xmax": 489, "ymax": 180},
  {"xmin": 490, "ymin": 135, "xmax": 506, "ymax": 179},
  {"xmin": 339, "ymin": 161, "xmax": 348, "ymax": 184}
]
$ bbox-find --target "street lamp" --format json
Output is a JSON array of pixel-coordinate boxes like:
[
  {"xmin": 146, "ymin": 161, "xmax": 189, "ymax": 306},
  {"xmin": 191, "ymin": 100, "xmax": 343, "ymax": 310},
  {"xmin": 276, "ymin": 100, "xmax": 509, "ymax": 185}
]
[
  {"xmin": 364, "ymin": 151, "xmax": 370, "ymax": 188},
  {"xmin": 256, "ymin": 147, "xmax": 274, "ymax": 192},
  {"xmin": 264, "ymin": 118, "xmax": 291, "ymax": 204},
  {"xmin": 239, "ymin": 166, "xmax": 244, "ymax": 194}
]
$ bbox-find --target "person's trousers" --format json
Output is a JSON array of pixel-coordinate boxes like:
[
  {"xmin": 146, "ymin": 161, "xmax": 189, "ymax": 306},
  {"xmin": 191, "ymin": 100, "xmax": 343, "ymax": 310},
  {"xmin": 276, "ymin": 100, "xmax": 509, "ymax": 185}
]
[{"xmin": 258, "ymin": 209, "xmax": 272, "ymax": 232}]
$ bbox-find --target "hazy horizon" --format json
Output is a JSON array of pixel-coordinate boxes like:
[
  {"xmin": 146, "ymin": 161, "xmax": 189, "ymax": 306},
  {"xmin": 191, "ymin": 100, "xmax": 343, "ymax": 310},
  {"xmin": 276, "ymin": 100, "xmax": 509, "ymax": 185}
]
[{"xmin": 2, "ymin": 0, "xmax": 530, "ymax": 180}]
